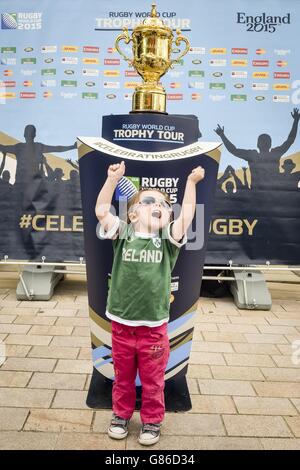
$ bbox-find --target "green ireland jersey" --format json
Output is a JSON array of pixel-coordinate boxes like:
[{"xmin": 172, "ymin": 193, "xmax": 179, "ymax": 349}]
[{"xmin": 98, "ymin": 218, "xmax": 186, "ymax": 326}]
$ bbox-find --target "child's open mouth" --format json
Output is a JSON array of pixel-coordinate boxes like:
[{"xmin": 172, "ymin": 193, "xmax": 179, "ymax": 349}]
[{"xmin": 152, "ymin": 209, "xmax": 162, "ymax": 219}]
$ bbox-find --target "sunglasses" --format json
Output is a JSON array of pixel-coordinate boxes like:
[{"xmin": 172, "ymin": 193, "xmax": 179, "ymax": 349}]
[{"xmin": 139, "ymin": 196, "xmax": 172, "ymax": 210}]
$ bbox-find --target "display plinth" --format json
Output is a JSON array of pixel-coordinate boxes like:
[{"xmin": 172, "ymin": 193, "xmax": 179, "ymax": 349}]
[{"xmin": 78, "ymin": 113, "xmax": 221, "ymax": 411}]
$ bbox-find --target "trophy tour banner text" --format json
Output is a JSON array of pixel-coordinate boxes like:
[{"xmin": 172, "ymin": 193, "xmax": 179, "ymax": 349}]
[{"xmin": 0, "ymin": 0, "xmax": 299, "ymax": 264}]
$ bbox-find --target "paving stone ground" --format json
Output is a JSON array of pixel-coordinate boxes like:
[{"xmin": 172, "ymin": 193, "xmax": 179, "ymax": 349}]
[{"xmin": 0, "ymin": 269, "xmax": 300, "ymax": 450}]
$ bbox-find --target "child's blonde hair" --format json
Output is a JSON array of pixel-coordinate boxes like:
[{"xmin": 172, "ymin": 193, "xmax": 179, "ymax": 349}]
[{"xmin": 127, "ymin": 188, "xmax": 172, "ymax": 223}]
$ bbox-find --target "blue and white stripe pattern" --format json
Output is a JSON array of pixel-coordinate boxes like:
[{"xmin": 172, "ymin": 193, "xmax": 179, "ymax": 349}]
[
  {"xmin": 1, "ymin": 13, "xmax": 18, "ymax": 29},
  {"xmin": 116, "ymin": 176, "xmax": 138, "ymax": 201}
]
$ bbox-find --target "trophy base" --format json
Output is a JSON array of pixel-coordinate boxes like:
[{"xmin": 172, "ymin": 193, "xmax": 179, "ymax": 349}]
[
  {"xmin": 130, "ymin": 109, "xmax": 168, "ymax": 115},
  {"xmin": 132, "ymin": 87, "xmax": 167, "ymax": 114}
]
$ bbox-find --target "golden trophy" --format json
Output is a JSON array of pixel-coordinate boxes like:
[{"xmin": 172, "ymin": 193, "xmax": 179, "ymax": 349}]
[{"xmin": 115, "ymin": 2, "xmax": 190, "ymax": 114}]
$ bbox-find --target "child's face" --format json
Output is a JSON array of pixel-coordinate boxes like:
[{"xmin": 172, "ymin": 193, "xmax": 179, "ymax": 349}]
[{"xmin": 130, "ymin": 190, "xmax": 172, "ymax": 232}]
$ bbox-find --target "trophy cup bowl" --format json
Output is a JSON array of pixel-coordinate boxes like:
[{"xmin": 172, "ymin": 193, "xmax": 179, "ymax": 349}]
[{"xmin": 115, "ymin": 3, "xmax": 190, "ymax": 113}]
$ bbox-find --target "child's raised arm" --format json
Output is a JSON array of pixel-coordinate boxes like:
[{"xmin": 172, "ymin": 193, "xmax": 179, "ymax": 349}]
[
  {"xmin": 95, "ymin": 160, "xmax": 125, "ymax": 234},
  {"xmin": 171, "ymin": 166, "xmax": 205, "ymax": 242}
]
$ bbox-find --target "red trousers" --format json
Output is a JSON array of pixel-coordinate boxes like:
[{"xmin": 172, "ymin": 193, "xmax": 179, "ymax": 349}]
[{"xmin": 111, "ymin": 320, "xmax": 170, "ymax": 424}]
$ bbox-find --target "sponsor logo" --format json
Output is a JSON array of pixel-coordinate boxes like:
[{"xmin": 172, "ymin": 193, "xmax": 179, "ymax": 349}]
[
  {"xmin": 277, "ymin": 60, "xmax": 288, "ymax": 67},
  {"xmin": 191, "ymin": 92, "xmax": 202, "ymax": 101},
  {"xmin": 192, "ymin": 59, "xmax": 202, "ymax": 65},
  {"xmin": 252, "ymin": 83, "xmax": 269, "ymax": 90},
  {"xmin": 188, "ymin": 81, "xmax": 204, "ymax": 89},
  {"xmin": 82, "ymin": 57, "xmax": 99, "ymax": 64},
  {"xmin": 85, "ymin": 81, "xmax": 95, "ymax": 87},
  {"xmin": 274, "ymin": 72, "xmax": 290, "ymax": 79},
  {"xmin": 273, "ymin": 94, "xmax": 290, "ymax": 102},
  {"xmin": 210, "ymin": 48, "xmax": 226, "ymax": 54},
  {"xmin": 189, "ymin": 46, "xmax": 205, "ymax": 54},
  {"xmin": 209, "ymin": 94, "xmax": 226, "ymax": 102},
  {"xmin": 209, "ymin": 59, "xmax": 226, "ymax": 66},
  {"xmin": 168, "ymin": 70, "xmax": 184, "ymax": 78},
  {"xmin": 274, "ymin": 48, "xmax": 290, "ymax": 56},
  {"xmin": 82, "ymin": 92, "xmax": 98, "ymax": 99},
  {"xmin": 60, "ymin": 91, "xmax": 77, "ymax": 98},
  {"xmin": 21, "ymin": 57, "xmax": 36, "ymax": 64},
  {"xmin": 231, "ymin": 59, "xmax": 248, "ymax": 66},
  {"xmin": 125, "ymin": 70, "xmax": 139, "ymax": 77},
  {"xmin": 44, "ymin": 58, "xmax": 54, "ymax": 64},
  {"xmin": 0, "ymin": 80, "xmax": 16, "ymax": 87},
  {"xmin": 103, "ymin": 81, "xmax": 120, "ymax": 89},
  {"xmin": 124, "ymin": 81, "xmax": 139, "ymax": 88},
  {"xmin": 61, "ymin": 45, "xmax": 79, "ymax": 52},
  {"xmin": 61, "ymin": 80, "xmax": 77, "ymax": 87},
  {"xmin": 23, "ymin": 80, "xmax": 32, "ymax": 87},
  {"xmin": 252, "ymin": 71, "xmax": 269, "ymax": 78},
  {"xmin": 20, "ymin": 92, "xmax": 36, "ymax": 98},
  {"xmin": 82, "ymin": 68, "xmax": 99, "ymax": 77},
  {"xmin": 231, "ymin": 71, "xmax": 248, "ymax": 78},
  {"xmin": 103, "ymin": 70, "xmax": 120, "ymax": 77},
  {"xmin": 171, "ymin": 281, "xmax": 179, "ymax": 292},
  {"xmin": 231, "ymin": 94, "xmax": 247, "ymax": 101},
  {"xmin": 209, "ymin": 82, "xmax": 226, "ymax": 90},
  {"xmin": 234, "ymin": 83, "xmax": 244, "ymax": 89},
  {"xmin": 43, "ymin": 91, "xmax": 52, "ymax": 98},
  {"xmin": 124, "ymin": 93, "xmax": 133, "ymax": 100},
  {"xmin": 212, "ymin": 72, "xmax": 223, "ymax": 78},
  {"xmin": 106, "ymin": 93, "xmax": 117, "ymax": 99},
  {"xmin": 1, "ymin": 47, "xmax": 16, "ymax": 53},
  {"xmin": 61, "ymin": 57, "xmax": 78, "ymax": 64},
  {"xmin": 167, "ymin": 93, "xmax": 183, "ymax": 100},
  {"xmin": 273, "ymin": 83, "xmax": 290, "ymax": 90},
  {"xmin": 252, "ymin": 60, "xmax": 269, "ymax": 66},
  {"xmin": 3, "ymin": 69, "xmax": 13, "ymax": 76},
  {"xmin": 1, "ymin": 58, "xmax": 16, "ymax": 65},
  {"xmin": 104, "ymin": 58, "xmax": 120, "ymax": 65},
  {"xmin": 188, "ymin": 70, "xmax": 204, "ymax": 77},
  {"xmin": 0, "ymin": 92, "xmax": 15, "ymax": 99},
  {"xmin": 64, "ymin": 69, "xmax": 74, "ymax": 75},
  {"xmin": 1, "ymin": 12, "xmax": 42, "ymax": 30},
  {"xmin": 173, "ymin": 59, "xmax": 184, "ymax": 66},
  {"xmin": 236, "ymin": 12, "xmax": 291, "ymax": 33},
  {"xmin": 256, "ymin": 48, "xmax": 266, "ymax": 54},
  {"xmin": 41, "ymin": 45, "xmax": 57, "ymax": 53},
  {"xmin": 21, "ymin": 69, "xmax": 36, "ymax": 76},
  {"xmin": 83, "ymin": 46, "xmax": 99, "ymax": 53},
  {"xmin": 41, "ymin": 79, "xmax": 56, "ymax": 87},
  {"xmin": 231, "ymin": 47, "xmax": 248, "ymax": 54},
  {"xmin": 24, "ymin": 46, "xmax": 34, "ymax": 52},
  {"xmin": 170, "ymin": 82, "xmax": 181, "ymax": 89},
  {"xmin": 41, "ymin": 68, "xmax": 56, "ymax": 76},
  {"xmin": 255, "ymin": 95, "xmax": 266, "ymax": 101}
]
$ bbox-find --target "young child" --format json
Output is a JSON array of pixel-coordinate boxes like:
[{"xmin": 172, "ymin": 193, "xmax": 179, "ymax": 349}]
[{"xmin": 95, "ymin": 160, "xmax": 205, "ymax": 445}]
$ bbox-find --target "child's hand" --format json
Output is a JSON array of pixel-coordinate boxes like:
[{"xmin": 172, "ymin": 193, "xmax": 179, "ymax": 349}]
[
  {"xmin": 107, "ymin": 160, "xmax": 125, "ymax": 182},
  {"xmin": 188, "ymin": 166, "xmax": 205, "ymax": 184}
]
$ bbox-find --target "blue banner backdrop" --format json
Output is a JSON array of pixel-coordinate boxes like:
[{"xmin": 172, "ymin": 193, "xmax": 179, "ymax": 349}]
[{"xmin": 0, "ymin": 0, "xmax": 299, "ymax": 264}]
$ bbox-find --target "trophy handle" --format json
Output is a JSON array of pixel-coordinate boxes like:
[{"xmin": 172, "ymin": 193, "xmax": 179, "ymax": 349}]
[
  {"xmin": 170, "ymin": 30, "xmax": 190, "ymax": 67},
  {"xmin": 115, "ymin": 27, "xmax": 133, "ymax": 65}
]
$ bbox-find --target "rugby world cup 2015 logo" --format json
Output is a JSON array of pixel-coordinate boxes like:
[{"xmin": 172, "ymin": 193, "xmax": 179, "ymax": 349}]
[
  {"xmin": 1, "ymin": 12, "xmax": 42, "ymax": 30},
  {"xmin": 1, "ymin": 13, "xmax": 18, "ymax": 29}
]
